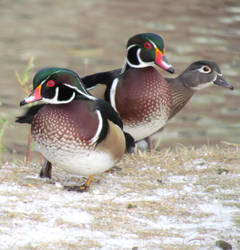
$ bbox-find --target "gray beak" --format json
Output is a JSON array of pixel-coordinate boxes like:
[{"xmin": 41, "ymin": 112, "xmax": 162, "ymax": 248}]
[{"xmin": 214, "ymin": 75, "xmax": 234, "ymax": 90}]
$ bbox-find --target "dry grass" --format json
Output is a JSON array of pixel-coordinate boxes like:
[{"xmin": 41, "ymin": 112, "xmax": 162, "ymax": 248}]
[{"xmin": 0, "ymin": 144, "xmax": 239, "ymax": 249}]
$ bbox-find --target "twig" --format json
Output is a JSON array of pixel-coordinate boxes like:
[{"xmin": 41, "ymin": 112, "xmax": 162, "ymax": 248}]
[{"xmin": 26, "ymin": 130, "xmax": 32, "ymax": 162}]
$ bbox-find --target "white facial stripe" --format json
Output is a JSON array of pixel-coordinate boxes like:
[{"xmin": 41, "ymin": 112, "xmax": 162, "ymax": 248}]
[
  {"xmin": 42, "ymin": 88, "xmax": 76, "ymax": 104},
  {"xmin": 40, "ymin": 80, "xmax": 45, "ymax": 85},
  {"xmin": 127, "ymin": 44, "xmax": 136, "ymax": 52},
  {"xmin": 126, "ymin": 44, "xmax": 154, "ymax": 68},
  {"xmin": 191, "ymin": 81, "xmax": 214, "ymax": 90},
  {"xmin": 63, "ymin": 83, "xmax": 96, "ymax": 101},
  {"xmin": 150, "ymin": 40, "xmax": 157, "ymax": 49},
  {"xmin": 52, "ymin": 87, "xmax": 59, "ymax": 102},
  {"xmin": 126, "ymin": 45, "xmax": 140, "ymax": 68},
  {"xmin": 110, "ymin": 78, "xmax": 119, "ymax": 112},
  {"xmin": 126, "ymin": 48, "xmax": 154, "ymax": 68},
  {"xmin": 137, "ymin": 48, "xmax": 155, "ymax": 67},
  {"xmin": 89, "ymin": 110, "xmax": 103, "ymax": 145},
  {"xmin": 191, "ymin": 74, "xmax": 217, "ymax": 90},
  {"xmin": 42, "ymin": 87, "xmax": 59, "ymax": 103}
]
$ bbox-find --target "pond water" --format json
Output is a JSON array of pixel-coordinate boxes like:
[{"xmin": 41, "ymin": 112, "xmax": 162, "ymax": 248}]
[{"xmin": 0, "ymin": 0, "xmax": 240, "ymax": 159}]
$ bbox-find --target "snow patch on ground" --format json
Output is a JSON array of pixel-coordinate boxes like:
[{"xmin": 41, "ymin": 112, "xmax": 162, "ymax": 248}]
[{"xmin": 0, "ymin": 158, "xmax": 239, "ymax": 249}]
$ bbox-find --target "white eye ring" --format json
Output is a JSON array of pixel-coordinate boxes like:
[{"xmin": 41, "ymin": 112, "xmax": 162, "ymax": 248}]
[{"xmin": 198, "ymin": 65, "xmax": 211, "ymax": 73}]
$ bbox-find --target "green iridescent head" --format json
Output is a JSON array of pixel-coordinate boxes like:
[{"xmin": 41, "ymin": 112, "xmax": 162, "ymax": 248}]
[
  {"xmin": 126, "ymin": 33, "xmax": 174, "ymax": 73},
  {"xmin": 127, "ymin": 33, "xmax": 164, "ymax": 52},
  {"xmin": 20, "ymin": 67, "xmax": 94, "ymax": 106}
]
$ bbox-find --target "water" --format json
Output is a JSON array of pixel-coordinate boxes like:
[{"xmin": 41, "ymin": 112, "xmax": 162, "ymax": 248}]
[{"xmin": 0, "ymin": 0, "xmax": 240, "ymax": 159}]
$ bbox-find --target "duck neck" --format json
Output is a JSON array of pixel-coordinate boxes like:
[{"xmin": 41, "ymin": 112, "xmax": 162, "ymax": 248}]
[
  {"xmin": 169, "ymin": 76, "xmax": 195, "ymax": 97},
  {"xmin": 167, "ymin": 76, "xmax": 195, "ymax": 120}
]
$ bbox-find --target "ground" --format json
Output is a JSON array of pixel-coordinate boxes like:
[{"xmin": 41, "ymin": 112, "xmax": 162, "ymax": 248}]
[{"xmin": 0, "ymin": 144, "xmax": 239, "ymax": 249}]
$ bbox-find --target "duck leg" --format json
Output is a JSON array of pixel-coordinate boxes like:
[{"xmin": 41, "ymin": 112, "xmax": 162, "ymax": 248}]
[
  {"xmin": 147, "ymin": 135, "xmax": 153, "ymax": 151},
  {"xmin": 39, "ymin": 160, "xmax": 52, "ymax": 179},
  {"xmin": 64, "ymin": 175, "xmax": 94, "ymax": 192}
]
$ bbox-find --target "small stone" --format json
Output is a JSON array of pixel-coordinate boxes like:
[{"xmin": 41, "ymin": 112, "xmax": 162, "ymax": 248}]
[
  {"xmin": 217, "ymin": 168, "xmax": 229, "ymax": 175},
  {"xmin": 127, "ymin": 204, "xmax": 137, "ymax": 209},
  {"xmin": 216, "ymin": 240, "xmax": 232, "ymax": 250},
  {"xmin": 157, "ymin": 179, "xmax": 163, "ymax": 184}
]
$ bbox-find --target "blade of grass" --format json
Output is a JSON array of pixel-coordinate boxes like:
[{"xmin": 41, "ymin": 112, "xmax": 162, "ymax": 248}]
[
  {"xmin": 15, "ymin": 56, "xmax": 35, "ymax": 95},
  {"xmin": 16, "ymin": 56, "xmax": 35, "ymax": 162},
  {"xmin": 0, "ymin": 118, "xmax": 8, "ymax": 152},
  {"xmin": 15, "ymin": 71, "xmax": 30, "ymax": 94}
]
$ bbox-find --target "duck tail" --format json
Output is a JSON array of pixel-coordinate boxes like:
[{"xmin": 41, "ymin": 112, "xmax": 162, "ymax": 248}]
[{"xmin": 124, "ymin": 132, "xmax": 135, "ymax": 153}]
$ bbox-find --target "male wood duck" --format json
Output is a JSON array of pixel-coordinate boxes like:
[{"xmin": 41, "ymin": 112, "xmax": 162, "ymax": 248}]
[
  {"xmin": 82, "ymin": 33, "xmax": 175, "ymax": 141},
  {"xmin": 17, "ymin": 67, "xmax": 135, "ymax": 191}
]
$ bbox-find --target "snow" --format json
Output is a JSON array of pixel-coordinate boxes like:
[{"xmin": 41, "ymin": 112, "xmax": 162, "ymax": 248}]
[{"xmin": 0, "ymin": 159, "xmax": 239, "ymax": 249}]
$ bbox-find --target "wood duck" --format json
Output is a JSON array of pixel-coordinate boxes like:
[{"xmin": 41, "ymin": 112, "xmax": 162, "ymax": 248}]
[
  {"xmin": 84, "ymin": 58, "xmax": 233, "ymax": 144},
  {"xmin": 17, "ymin": 67, "xmax": 135, "ymax": 191},
  {"xmin": 139, "ymin": 60, "xmax": 234, "ymax": 147},
  {"xmin": 82, "ymin": 33, "xmax": 175, "ymax": 141},
  {"xmin": 165, "ymin": 60, "xmax": 233, "ymax": 120}
]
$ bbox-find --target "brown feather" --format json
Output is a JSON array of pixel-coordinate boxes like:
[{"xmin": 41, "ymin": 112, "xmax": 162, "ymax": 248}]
[
  {"xmin": 88, "ymin": 84, "xmax": 107, "ymax": 100},
  {"xmin": 167, "ymin": 78, "xmax": 194, "ymax": 120},
  {"xmin": 96, "ymin": 120, "xmax": 126, "ymax": 161}
]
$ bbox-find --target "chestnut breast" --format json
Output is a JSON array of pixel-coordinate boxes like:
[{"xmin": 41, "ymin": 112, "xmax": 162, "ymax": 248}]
[
  {"xmin": 31, "ymin": 100, "xmax": 99, "ymax": 147},
  {"xmin": 115, "ymin": 67, "xmax": 172, "ymax": 123}
]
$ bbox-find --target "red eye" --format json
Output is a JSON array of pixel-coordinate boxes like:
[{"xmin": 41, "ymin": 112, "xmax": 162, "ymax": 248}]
[
  {"xmin": 144, "ymin": 41, "xmax": 152, "ymax": 49},
  {"xmin": 46, "ymin": 80, "xmax": 55, "ymax": 87}
]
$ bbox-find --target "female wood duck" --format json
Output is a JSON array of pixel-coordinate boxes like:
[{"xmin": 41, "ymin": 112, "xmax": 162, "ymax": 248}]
[
  {"xmin": 17, "ymin": 67, "xmax": 135, "ymax": 191},
  {"xmin": 140, "ymin": 60, "xmax": 234, "ymax": 147},
  {"xmin": 165, "ymin": 60, "xmax": 233, "ymax": 120},
  {"xmin": 82, "ymin": 33, "xmax": 175, "ymax": 141}
]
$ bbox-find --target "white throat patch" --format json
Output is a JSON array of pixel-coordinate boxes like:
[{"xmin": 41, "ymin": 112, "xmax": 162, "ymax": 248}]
[
  {"xmin": 63, "ymin": 83, "xmax": 96, "ymax": 101},
  {"xmin": 191, "ymin": 81, "xmax": 214, "ymax": 91},
  {"xmin": 191, "ymin": 74, "xmax": 217, "ymax": 91}
]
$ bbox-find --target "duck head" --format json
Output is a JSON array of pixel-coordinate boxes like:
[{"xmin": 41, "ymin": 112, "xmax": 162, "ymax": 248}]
[
  {"xmin": 179, "ymin": 61, "xmax": 234, "ymax": 91},
  {"xmin": 125, "ymin": 33, "xmax": 174, "ymax": 73},
  {"xmin": 20, "ymin": 67, "xmax": 94, "ymax": 106}
]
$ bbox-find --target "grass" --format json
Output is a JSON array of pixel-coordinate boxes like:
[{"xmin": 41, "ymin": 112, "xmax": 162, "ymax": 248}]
[
  {"xmin": 0, "ymin": 144, "xmax": 239, "ymax": 249},
  {"xmin": 0, "ymin": 56, "xmax": 35, "ymax": 160},
  {"xmin": 15, "ymin": 56, "xmax": 34, "ymax": 95},
  {"xmin": 15, "ymin": 56, "xmax": 35, "ymax": 162},
  {"xmin": 0, "ymin": 118, "xmax": 8, "ymax": 152}
]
